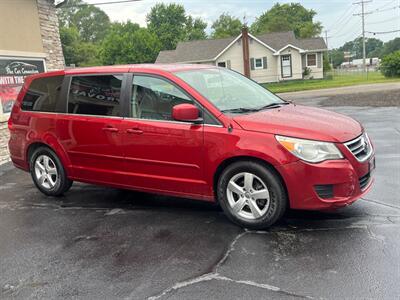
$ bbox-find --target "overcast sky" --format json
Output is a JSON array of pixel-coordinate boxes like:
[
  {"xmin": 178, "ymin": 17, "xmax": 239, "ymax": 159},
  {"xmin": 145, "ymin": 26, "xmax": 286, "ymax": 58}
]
[{"xmin": 84, "ymin": 0, "xmax": 400, "ymax": 48}]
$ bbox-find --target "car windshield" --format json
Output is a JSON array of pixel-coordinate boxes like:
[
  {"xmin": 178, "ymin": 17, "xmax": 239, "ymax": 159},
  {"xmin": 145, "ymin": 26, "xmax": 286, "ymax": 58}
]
[{"xmin": 175, "ymin": 68, "xmax": 285, "ymax": 113}]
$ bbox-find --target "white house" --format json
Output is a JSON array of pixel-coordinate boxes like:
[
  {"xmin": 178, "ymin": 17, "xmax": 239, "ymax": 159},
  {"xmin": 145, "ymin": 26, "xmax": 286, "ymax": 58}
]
[{"xmin": 156, "ymin": 28, "xmax": 328, "ymax": 83}]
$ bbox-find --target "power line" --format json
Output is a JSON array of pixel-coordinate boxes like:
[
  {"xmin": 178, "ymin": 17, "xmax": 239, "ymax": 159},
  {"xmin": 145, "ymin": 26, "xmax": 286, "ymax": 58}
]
[
  {"xmin": 326, "ymin": 3, "xmax": 356, "ymax": 32},
  {"xmin": 326, "ymin": 7, "xmax": 359, "ymax": 41},
  {"xmin": 366, "ymin": 29, "xmax": 400, "ymax": 34},
  {"xmin": 58, "ymin": 0, "xmax": 142, "ymax": 8},
  {"xmin": 367, "ymin": 16, "xmax": 399, "ymax": 25},
  {"xmin": 365, "ymin": 5, "xmax": 400, "ymax": 14},
  {"xmin": 330, "ymin": 26, "xmax": 362, "ymax": 39},
  {"xmin": 375, "ymin": 0, "xmax": 397, "ymax": 11},
  {"xmin": 328, "ymin": 12, "xmax": 359, "ymax": 37}
]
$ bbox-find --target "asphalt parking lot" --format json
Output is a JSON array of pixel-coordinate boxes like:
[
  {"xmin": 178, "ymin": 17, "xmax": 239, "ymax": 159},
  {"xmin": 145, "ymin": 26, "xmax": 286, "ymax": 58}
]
[{"xmin": 1, "ymin": 91, "xmax": 400, "ymax": 299}]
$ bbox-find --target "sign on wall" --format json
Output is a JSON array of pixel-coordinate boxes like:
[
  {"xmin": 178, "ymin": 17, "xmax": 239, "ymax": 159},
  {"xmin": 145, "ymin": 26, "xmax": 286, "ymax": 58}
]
[{"xmin": 0, "ymin": 57, "xmax": 45, "ymax": 116}]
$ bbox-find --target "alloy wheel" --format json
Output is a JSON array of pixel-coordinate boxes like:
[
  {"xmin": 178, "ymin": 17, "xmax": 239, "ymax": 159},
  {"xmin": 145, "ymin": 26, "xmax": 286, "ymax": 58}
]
[
  {"xmin": 34, "ymin": 155, "xmax": 58, "ymax": 190},
  {"xmin": 226, "ymin": 172, "xmax": 270, "ymax": 220}
]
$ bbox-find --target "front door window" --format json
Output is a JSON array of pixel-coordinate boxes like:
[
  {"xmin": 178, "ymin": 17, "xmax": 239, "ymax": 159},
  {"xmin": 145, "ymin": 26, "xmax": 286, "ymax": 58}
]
[
  {"xmin": 281, "ymin": 55, "xmax": 292, "ymax": 78},
  {"xmin": 131, "ymin": 75, "xmax": 193, "ymax": 121}
]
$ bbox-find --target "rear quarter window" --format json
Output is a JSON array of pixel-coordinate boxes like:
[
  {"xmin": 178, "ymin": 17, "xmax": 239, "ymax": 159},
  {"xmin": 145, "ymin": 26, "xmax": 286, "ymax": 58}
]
[{"xmin": 21, "ymin": 76, "xmax": 64, "ymax": 112}]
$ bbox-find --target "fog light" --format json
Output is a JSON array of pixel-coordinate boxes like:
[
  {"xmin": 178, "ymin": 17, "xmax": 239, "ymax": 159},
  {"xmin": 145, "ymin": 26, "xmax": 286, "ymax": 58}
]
[{"xmin": 314, "ymin": 185, "xmax": 334, "ymax": 199}]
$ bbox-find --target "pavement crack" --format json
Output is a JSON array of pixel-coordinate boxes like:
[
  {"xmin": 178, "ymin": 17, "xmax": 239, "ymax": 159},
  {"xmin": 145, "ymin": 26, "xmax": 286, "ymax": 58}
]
[
  {"xmin": 366, "ymin": 226, "xmax": 386, "ymax": 243},
  {"xmin": 214, "ymin": 230, "xmax": 248, "ymax": 269},
  {"xmin": 146, "ymin": 273, "xmax": 312, "ymax": 300},
  {"xmin": 144, "ymin": 231, "xmax": 248, "ymax": 300},
  {"xmin": 361, "ymin": 198, "xmax": 400, "ymax": 211},
  {"xmin": 212, "ymin": 275, "xmax": 313, "ymax": 299},
  {"xmin": 145, "ymin": 230, "xmax": 314, "ymax": 300}
]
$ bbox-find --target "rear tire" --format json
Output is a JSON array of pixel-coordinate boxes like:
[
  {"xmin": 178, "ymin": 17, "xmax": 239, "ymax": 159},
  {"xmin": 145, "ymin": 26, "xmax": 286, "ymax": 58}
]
[
  {"xmin": 217, "ymin": 161, "xmax": 287, "ymax": 229},
  {"xmin": 29, "ymin": 146, "xmax": 73, "ymax": 196}
]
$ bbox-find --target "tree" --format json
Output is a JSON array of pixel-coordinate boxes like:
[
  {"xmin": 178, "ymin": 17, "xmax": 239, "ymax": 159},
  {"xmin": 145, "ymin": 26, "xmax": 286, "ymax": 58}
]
[
  {"xmin": 323, "ymin": 54, "xmax": 332, "ymax": 74},
  {"xmin": 380, "ymin": 51, "xmax": 400, "ymax": 77},
  {"xmin": 59, "ymin": 26, "xmax": 101, "ymax": 66},
  {"xmin": 211, "ymin": 13, "xmax": 242, "ymax": 39},
  {"xmin": 330, "ymin": 49, "xmax": 345, "ymax": 68},
  {"xmin": 186, "ymin": 16, "xmax": 208, "ymax": 41},
  {"xmin": 340, "ymin": 37, "xmax": 383, "ymax": 59},
  {"xmin": 250, "ymin": 3, "xmax": 322, "ymax": 38},
  {"xmin": 146, "ymin": 3, "xmax": 207, "ymax": 50},
  {"xmin": 58, "ymin": 0, "xmax": 111, "ymax": 43},
  {"xmin": 59, "ymin": 26, "xmax": 80, "ymax": 65},
  {"xmin": 380, "ymin": 38, "xmax": 400, "ymax": 58},
  {"xmin": 100, "ymin": 22, "xmax": 161, "ymax": 65}
]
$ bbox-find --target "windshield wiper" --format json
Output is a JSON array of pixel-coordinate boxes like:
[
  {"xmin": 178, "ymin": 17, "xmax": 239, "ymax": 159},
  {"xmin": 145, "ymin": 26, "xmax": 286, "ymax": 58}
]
[
  {"xmin": 221, "ymin": 102, "xmax": 290, "ymax": 114},
  {"xmin": 256, "ymin": 102, "xmax": 290, "ymax": 110},
  {"xmin": 221, "ymin": 107, "xmax": 261, "ymax": 113}
]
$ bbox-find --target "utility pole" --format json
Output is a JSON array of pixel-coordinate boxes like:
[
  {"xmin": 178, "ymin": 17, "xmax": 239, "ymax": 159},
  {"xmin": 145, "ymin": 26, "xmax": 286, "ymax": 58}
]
[
  {"xmin": 324, "ymin": 30, "xmax": 331, "ymax": 66},
  {"xmin": 353, "ymin": 0, "xmax": 372, "ymax": 73}
]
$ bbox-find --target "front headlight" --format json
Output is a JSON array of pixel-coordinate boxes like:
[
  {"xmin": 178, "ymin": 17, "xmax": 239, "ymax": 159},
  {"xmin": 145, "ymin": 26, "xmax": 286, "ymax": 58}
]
[{"xmin": 276, "ymin": 135, "xmax": 343, "ymax": 163}]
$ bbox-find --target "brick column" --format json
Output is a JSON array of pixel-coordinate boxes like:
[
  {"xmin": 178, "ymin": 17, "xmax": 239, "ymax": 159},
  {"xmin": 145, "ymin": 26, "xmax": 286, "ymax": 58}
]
[
  {"xmin": 0, "ymin": 122, "xmax": 10, "ymax": 164},
  {"xmin": 36, "ymin": 0, "xmax": 65, "ymax": 70}
]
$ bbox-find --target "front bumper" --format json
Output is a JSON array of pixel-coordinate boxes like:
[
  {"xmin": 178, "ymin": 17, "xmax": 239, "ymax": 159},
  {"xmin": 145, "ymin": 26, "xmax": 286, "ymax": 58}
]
[{"xmin": 277, "ymin": 153, "xmax": 375, "ymax": 210}]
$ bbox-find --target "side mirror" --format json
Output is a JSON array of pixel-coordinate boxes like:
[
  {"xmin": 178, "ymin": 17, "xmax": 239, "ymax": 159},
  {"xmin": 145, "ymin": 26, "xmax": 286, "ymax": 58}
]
[{"xmin": 172, "ymin": 104, "xmax": 203, "ymax": 124}]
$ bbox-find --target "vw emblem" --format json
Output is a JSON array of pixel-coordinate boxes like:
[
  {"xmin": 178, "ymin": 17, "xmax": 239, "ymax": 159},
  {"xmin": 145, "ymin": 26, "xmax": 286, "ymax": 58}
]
[{"xmin": 360, "ymin": 136, "xmax": 365, "ymax": 146}]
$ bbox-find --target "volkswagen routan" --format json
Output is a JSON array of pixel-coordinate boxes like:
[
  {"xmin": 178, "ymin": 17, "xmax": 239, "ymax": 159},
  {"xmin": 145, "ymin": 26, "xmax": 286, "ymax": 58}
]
[{"xmin": 8, "ymin": 64, "xmax": 375, "ymax": 228}]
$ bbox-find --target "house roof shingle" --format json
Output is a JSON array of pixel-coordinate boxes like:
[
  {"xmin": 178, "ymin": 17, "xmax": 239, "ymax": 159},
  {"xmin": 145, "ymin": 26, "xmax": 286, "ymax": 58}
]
[
  {"xmin": 256, "ymin": 31, "xmax": 297, "ymax": 50},
  {"xmin": 171, "ymin": 36, "xmax": 236, "ymax": 63},
  {"xmin": 296, "ymin": 37, "xmax": 328, "ymax": 51},
  {"xmin": 155, "ymin": 50, "xmax": 177, "ymax": 64},
  {"xmin": 156, "ymin": 31, "xmax": 327, "ymax": 63}
]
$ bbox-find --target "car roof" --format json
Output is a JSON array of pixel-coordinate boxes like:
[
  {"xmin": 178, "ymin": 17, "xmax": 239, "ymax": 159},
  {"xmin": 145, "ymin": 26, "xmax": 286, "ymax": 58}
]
[
  {"xmin": 24, "ymin": 64, "xmax": 217, "ymax": 82},
  {"xmin": 51, "ymin": 64, "xmax": 215, "ymax": 75},
  {"xmin": 68, "ymin": 63, "xmax": 215, "ymax": 73}
]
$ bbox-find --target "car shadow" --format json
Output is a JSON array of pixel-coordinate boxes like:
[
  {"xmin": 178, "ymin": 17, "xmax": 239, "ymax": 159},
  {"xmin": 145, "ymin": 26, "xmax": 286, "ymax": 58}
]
[{"xmin": 57, "ymin": 183, "xmax": 365, "ymax": 231}]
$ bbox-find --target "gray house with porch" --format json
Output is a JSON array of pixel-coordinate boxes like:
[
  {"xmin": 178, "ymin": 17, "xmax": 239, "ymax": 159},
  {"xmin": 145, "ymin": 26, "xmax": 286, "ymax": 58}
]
[{"xmin": 156, "ymin": 28, "xmax": 328, "ymax": 83}]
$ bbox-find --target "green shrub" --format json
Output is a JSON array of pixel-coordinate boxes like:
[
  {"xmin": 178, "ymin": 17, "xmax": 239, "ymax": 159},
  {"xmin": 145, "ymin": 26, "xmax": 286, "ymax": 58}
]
[
  {"xmin": 380, "ymin": 51, "xmax": 400, "ymax": 78},
  {"xmin": 303, "ymin": 67, "xmax": 311, "ymax": 77},
  {"xmin": 323, "ymin": 54, "xmax": 332, "ymax": 74}
]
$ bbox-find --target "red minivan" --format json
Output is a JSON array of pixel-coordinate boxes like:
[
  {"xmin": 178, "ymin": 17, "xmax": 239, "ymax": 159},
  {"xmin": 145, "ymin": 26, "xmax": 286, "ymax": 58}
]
[{"xmin": 8, "ymin": 64, "xmax": 375, "ymax": 228}]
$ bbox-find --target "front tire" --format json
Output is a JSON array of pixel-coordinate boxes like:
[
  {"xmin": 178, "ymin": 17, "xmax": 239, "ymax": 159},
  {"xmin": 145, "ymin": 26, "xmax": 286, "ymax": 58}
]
[
  {"xmin": 217, "ymin": 161, "xmax": 287, "ymax": 229},
  {"xmin": 30, "ymin": 146, "xmax": 73, "ymax": 196}
]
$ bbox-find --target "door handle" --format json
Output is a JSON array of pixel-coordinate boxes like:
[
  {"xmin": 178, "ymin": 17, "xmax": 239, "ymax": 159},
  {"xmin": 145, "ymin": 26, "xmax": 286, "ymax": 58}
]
[
  {"xmin": 126, "ymin": 128, "xmax": 143, "ymax": 135},
  {"xmin": 102, "ymin": 126, "xmax": 119, "ymax": 133}
]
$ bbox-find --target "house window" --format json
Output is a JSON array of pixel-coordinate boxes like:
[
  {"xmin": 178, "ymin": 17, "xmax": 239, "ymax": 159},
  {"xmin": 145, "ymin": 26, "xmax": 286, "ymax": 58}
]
[
  {"xmin": 217, "ymin": 61, "xmax": 227, "ymax": 68},
  {"xmin": 307, "ymin": 54, "xmax": 317, "ymax": 67},
  {"xmin": 254, "ymin": 58, "xmax": 263, "ymax": 69}
]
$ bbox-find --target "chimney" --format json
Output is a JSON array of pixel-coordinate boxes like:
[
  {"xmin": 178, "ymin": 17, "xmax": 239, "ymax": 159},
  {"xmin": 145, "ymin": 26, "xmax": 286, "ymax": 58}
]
[{"xmin": 241, "ymin": 26, "xmax": 250, "ymax": 78}]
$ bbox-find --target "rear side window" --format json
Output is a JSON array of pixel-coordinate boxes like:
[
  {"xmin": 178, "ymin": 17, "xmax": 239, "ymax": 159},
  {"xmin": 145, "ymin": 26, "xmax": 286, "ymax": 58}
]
[
  {"xmin": 68, "ymin": 75, "xmax": 122, "ymax": 117},
  {"xmin": 21, "ymin": 76, "xmax": 64, "ymax": 112}
]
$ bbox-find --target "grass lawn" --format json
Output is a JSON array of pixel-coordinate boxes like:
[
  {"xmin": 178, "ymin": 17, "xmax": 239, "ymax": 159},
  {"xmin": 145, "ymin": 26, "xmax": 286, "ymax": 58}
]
[{"xmin": 264, "ymin": 72, "xmax": 400, "ymax": 93}]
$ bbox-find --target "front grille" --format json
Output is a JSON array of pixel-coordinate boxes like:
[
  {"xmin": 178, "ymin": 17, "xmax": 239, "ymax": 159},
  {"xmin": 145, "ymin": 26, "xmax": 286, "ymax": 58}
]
[
  {"xmin": 359, "ymin": 173, "xmax": 371, "ymax": 191},
  {"xmin": 344, "ymin": 133, "xmax": 372, "ymax": 162},
  {"xmin": 314, "ymin": 184, "xmax": 334, "ymax": 199}
]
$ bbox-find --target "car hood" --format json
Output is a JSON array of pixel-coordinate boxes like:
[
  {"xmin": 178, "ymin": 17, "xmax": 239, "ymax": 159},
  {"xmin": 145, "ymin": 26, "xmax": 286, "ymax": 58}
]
[{"xmin": 232, "ymin": 104, "xmax": 362, "ymax": 143}]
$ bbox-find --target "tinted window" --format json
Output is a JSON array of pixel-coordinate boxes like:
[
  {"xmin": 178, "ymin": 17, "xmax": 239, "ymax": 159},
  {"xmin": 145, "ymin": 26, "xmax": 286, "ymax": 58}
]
[
  {"xmin": 131, "ymin": 75, "xmax": 192, "ymax": 121},
  {"xmin": 68, "ymin": 75, "xmax": 122, "ymax": 116},
  {"xmin": 21, "ymin": 76, "xmax": 64, "ymax": 112}
]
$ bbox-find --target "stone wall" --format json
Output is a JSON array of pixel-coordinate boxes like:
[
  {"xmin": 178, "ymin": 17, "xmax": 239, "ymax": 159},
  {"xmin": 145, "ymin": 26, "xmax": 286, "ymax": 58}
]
[
  {"xmin": 37, "ymin": 0, "xmax": 65, "ymax": 71},
  {"xmin": 0, "ymin": 122, "xmax": 10, "ymax": 165},
  {"xmin": 0, "ymin": 0, "xmax": 64, "ymax": 165}
]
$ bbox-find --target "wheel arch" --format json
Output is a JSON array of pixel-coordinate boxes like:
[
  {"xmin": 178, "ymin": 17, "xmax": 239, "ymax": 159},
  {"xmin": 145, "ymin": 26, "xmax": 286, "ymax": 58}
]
[
  {"xmin": 213, "ymin": 156, "xmax": 288, "ymax": 203},
  {"xmin": 26, "ymin": 140, "xmax": 72, "ymax": 177}
]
